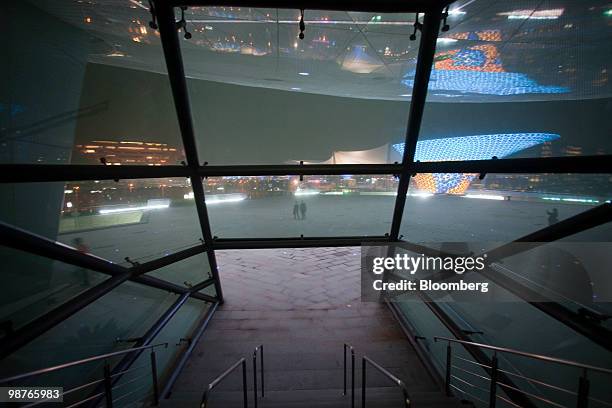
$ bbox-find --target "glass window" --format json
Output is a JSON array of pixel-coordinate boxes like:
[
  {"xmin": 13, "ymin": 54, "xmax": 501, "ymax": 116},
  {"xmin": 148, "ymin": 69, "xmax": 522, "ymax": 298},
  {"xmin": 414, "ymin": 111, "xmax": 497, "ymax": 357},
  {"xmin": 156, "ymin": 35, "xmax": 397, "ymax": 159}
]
[
  {"xmin": 0, "ymin": 179, "xmax": 204, "ymax": 265},
  {"xmin": 111, "ymin": 297, "xmax": 211, "ymax": 406},
  {"xmin": 0, "ymin": 281, "xmax": 177, "ymax": 381},
  {"xmin": 204, "ymin": 175, "xmax": 398, "ymax": 237},
  {"xmin": 180, "ymin": 7, "xmax": 421, "ymax": 165},
  {"xmin": 148, "ymin": 252, "xmax": 213, "ymax": 289},
  {"xmin": 400, "ymin": 173, "xmax": 612, "ymax": 242},
  {"xmin": 1, "ymin": 0, "xmax": 185, "ymax": 165},
  {"xmin": 0, "ymin": 246, "xmax": 106, "ymax": 334},
  {"xmin": 413, "ymin": 1, "xmax": 612, "ymax": 158}
]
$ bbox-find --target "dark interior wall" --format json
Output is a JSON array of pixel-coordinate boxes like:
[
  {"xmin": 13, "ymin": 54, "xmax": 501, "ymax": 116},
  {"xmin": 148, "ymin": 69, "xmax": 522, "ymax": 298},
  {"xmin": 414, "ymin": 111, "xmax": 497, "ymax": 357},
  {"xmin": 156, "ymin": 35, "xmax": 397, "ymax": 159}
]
[
  {"xmin": 0, "ymin": 1, "xmax": 92, "ymax": 305},
  {"xmin": 0, "ymin": 1, "xmax": 93, "ymax": 236},
  {"xmin": 74, "ymin": 63, "xmax": 612, "ymax": 165}
]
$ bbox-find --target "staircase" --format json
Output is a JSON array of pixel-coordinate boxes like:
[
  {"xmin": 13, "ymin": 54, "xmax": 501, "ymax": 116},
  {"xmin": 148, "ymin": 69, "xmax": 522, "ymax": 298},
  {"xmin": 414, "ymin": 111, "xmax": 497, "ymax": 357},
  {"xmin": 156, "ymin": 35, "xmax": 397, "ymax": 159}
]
[
  {"xmin": 160, "ymin": 343, "xmax": 469, "ymax": 408},
  {"xmin": 161, "ymin": 388, "xmax": 468, "ymax": 407}
]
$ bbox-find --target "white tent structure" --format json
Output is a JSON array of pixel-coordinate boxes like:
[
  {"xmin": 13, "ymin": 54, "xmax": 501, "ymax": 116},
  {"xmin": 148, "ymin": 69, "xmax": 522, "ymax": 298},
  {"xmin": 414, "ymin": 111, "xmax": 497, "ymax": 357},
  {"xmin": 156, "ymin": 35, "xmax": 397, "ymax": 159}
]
[{"xmin": 288, "ymin": 143, "xmax": 402, "ymax": 165}]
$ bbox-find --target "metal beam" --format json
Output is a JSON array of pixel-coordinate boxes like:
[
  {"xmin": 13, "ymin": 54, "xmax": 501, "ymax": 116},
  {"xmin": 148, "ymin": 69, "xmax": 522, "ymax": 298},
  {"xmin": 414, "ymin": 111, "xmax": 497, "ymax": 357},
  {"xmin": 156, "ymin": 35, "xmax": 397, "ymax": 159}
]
[
  {"xmin": 166, "ymin": 0, "xmax": 454, "ymax": 13},
  {"xmin": 0, "ymin": 221, "xmax": 127, "ymax": 276},
  {"xmin": 86, "ymin": 292, "xmax": 192, "ymax": 407},
  {"xmin": 197, "ymin": 164, "xmax": 402, "ymax": 177},
  {"xmin": 485, "ymin": 203, "xmax": 612, "ymax": 262},
  {"xmin": 480, "ymin": 265, "xmax": 612, "ymax": 352},
  {"xmin": 1, "ymin": 154, "xmax": 610, "ymax": 184},
  {"xmin": 0, "ymin": 221, "xmax": 217, "ymax": 358},
  {"xmin": 156, "ymin": 0, "xmax": 224, "ymax": 302},
  {"xmin": 133, "ymin": 244, "xmax": 206, "ymax": 275},
  {"xmin": 212, "ymin": 236, "xmax": 389, "ymax": 249},
  {"xmin": 108, "ymin": 293, "xmax": 191, "ymax": 379},
  {"xmin": 0, "ymin": 164, "xmax": 190, "ymax": 183},
  {"xmin": 161, "ymin": 301, "xmax": 219, "ymax": 399},
  {"xmin": 0, "ymin": 221, "xmax": 214, "ymax": 300},
  {"xmin": 390, "ymin": 10, "xmax": 442, "ymax": 240},
  {"xmin": 0, "ymin": 273, "xmax": 133, "ymax": 360}
]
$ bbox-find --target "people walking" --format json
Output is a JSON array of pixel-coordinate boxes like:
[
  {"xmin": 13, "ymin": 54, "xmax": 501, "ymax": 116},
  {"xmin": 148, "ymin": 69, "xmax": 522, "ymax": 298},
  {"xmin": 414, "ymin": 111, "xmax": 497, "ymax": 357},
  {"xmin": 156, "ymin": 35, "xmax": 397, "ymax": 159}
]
[
  {"xmin": 546, "ymin": 208, "xmax": 559, "ymax": 226},
  {"xmin": 300, "ymin": 201, "xmax": 307, "ymax": 220},
  {"xmin": 293, "ymin": 201, "xmax": 300, "ymax": 220}
]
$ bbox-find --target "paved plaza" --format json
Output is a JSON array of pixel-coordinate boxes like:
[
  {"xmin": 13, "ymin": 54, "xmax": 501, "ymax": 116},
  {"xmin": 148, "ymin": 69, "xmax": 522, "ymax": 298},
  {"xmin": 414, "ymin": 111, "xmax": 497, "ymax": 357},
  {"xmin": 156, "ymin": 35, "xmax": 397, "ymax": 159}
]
[
  {"xmin": 59, "ymin": 195, "xmax": 593, "ymax": 268},
  {"xmin": 169, "ymin": 247, "xmax": 440, "ymax": 404}
]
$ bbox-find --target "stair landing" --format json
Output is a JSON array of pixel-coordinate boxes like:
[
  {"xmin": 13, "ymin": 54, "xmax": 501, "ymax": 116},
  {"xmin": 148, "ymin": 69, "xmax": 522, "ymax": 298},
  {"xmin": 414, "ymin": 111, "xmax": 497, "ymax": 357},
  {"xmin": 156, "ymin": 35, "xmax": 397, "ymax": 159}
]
[{"xmin": 163, "ymin": 248, "xmax": 465, "ymax": 407}]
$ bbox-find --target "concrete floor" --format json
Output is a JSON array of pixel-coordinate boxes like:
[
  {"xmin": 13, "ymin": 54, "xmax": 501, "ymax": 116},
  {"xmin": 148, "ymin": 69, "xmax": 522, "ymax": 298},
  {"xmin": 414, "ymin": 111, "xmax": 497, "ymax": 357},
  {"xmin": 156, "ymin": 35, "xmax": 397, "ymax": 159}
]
[{"xmin": 165, "ymin": 247, "xmax": 443, "ymax": 406}]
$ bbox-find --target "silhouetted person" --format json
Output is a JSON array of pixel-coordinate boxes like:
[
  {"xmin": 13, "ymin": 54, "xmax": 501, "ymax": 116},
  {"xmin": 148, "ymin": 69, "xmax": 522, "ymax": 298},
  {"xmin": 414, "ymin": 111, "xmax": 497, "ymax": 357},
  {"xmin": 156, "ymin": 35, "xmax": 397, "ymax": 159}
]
[
  {"xmin": 293, "ymin": 202, "xmax": 300, "ymax": 220},
  {"xmin": 300, "ymin": 201, "xmax": 307, "ymax": 220},
  {"xmin": 546, "ymin": 208, "xmax": 559, "ymax": 226},
  {"xmin": 73, "ymin": 237, "xmax": 91, "ymax": 286}
]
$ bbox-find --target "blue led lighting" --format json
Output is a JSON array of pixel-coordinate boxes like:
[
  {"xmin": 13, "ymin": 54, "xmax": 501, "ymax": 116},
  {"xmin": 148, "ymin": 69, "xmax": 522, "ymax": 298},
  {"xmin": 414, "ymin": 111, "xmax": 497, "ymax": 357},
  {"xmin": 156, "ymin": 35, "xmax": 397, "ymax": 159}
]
[
  {"xmin": 393, "ymin": 133, "xmax": 559, "ymax": 161},
  {"xmin": 392, "ymin": 133, "xmax": 560, "ymax": 193},
  {"xmin": 402, "ymin": 70, "xmax": 569, "ymax": 96}
]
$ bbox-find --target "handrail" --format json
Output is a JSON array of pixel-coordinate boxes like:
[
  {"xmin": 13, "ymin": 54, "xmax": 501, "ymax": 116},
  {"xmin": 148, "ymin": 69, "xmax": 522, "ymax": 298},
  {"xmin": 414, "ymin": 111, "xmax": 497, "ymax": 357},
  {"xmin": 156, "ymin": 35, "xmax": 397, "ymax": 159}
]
[
  {"xmin": 253, "ymin": 344, "xmax": 264, "ymax": 408},
  {"xmin": 361, "ymin": 355, "xmax": 410, "ymax": 408},
  {"xmin": 433, "ymin": 337, "xmax": 612, "ymax": 375},
  {"xmin": 343, "ymin": 343, "xmax": 355, "ymax": 408},
  {"xmin": 200, "ymin": 358, "xmax": 248, "ymax": 408},
  {"xmin": 0, "ymin": 343, "xmax": 168, "ymax": 384}
]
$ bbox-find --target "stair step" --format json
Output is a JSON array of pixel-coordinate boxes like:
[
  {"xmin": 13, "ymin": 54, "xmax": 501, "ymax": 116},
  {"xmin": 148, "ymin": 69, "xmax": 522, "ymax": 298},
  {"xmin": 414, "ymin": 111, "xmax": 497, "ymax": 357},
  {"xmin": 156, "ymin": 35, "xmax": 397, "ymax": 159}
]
[{"xmin": 160, "ymin": 387, "xmax": 469, "ymax": 408}]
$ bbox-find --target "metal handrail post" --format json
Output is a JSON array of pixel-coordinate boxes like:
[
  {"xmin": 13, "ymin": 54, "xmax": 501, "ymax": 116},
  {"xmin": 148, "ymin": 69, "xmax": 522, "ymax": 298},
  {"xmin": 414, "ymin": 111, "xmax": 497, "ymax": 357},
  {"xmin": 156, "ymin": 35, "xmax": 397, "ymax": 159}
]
[
  {"xmin": 362, "ymin": 356, "xmax": 410, "ymax": 408},
  {"xmin": 242, "ymin": 359, "xmax": 248, "ymax": 408},
  {"xmin": 103, "ymin": 362, "xmax": 113, "ymax": 408},
  {"xmin": 253, "ymin": 344, "xmax": 264, "ymax": 408},
  {"xmin": 361, "ymin": 357, "xmax": 366, "ymax": 408},
  {"xmin": 445, "ymin": 342, "xmax": 452, "ymax": 396},
  {"xmin": 351, "ymin": 347, "xmax": 355, "ymax": 408},
  {"xmin": 200, "ymin": 358, "xmax": 248, "ymax": 408},
  {"xmin": 489, "ymin": 353, "xmax": 498, "ymax": 408},
  {"xmin": 576, "ymin": 369, "xmax": 590, "ymax": 408},
  {"xmin": 343, "ymin": 343, "xmax": 355, "ymax": 408},
  {"xmin": 150, "ymin": 350, "xmax": 160, "ymax": 406}
]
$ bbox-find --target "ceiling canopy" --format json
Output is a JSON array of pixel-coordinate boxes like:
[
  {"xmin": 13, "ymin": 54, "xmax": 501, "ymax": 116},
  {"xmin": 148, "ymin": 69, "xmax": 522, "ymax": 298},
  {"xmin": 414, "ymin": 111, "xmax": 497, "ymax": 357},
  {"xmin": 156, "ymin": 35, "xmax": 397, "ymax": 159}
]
[{"xmin": 31, "ymin": 0, "xmax": 612, "ymax": 102}]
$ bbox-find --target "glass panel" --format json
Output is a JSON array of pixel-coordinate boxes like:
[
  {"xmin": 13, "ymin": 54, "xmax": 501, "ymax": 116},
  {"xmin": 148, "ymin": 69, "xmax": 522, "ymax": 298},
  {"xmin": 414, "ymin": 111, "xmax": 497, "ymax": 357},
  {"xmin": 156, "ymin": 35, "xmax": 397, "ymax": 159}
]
[
  {"xmin": 436, "ymin": 296, "xmax": 612, "ymax": 408},
  {"xmin": 0, "ymin": 280, "xmax": 177, "ymax": 382},
  {"xmin": 415, "ymin": 1, "xmax": 612, "ymax": 157},
  {"xmin": 0, "ymin": 179, "xmax": 203, "ymax": 265},
  {"xmin": 204, "ymin": 175, "xmax": 398, "ymax": 237},
  {"xmin": 181, "ymin": 6, "xmax": 420, "ymax": 165},
  {"xmin": 0, "ymin": 246, "xmax": 106, "ymax": 334},
  {"xmin": 394, "ymin": 300, "xmax": 502, "ymax": 405},
  {"xmin": 149, "ymin": 252, "xmax": 213, "ymax": 288},
  {"xmin": 1, "ymin": 0, "xmax": 185, "ymax": 165},
  {"xmin": 111, "ymin": 297, "xmax": 211, "ymax": 406},
  {"xmin": 395, "ymin": 294, "xmax": 612, "ymax": 408},
  {"xmin": 400, "ymin": 174, "xmax": 612, "ymax": 242}
]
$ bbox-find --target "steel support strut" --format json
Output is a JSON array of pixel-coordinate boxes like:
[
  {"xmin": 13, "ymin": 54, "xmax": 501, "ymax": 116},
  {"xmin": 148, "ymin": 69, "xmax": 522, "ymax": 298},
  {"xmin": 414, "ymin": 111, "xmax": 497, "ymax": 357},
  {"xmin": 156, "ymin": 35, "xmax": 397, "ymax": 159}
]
[
  {"xmin": 156, "ymin": 1, "xmax": 223, "ymax": 302},
  {"xmin": 389, "ymin": 9, "xmax": 442, "ymax": 240}
]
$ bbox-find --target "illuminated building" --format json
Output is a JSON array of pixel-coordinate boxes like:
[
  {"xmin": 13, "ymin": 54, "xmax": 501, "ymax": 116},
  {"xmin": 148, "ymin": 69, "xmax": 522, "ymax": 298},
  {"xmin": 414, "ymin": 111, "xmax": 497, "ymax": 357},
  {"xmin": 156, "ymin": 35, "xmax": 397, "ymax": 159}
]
[
  {"xmin": 402, "ymin": 31, "xmax": 570, "ymax": 97},
  {"xmin": 563, "ymin": 145, "xmax": 583, "ymax": 156},
  {"xmin": 74, "ymin": 140, "xmax": 183, "ymax": 166},
  {"xmin": 292, "ymin": 133, "xmax": 559, "ymax": 195},
  {"xmin": 392, "ymin": 133, "xmax": 560, "ymax": 194}
]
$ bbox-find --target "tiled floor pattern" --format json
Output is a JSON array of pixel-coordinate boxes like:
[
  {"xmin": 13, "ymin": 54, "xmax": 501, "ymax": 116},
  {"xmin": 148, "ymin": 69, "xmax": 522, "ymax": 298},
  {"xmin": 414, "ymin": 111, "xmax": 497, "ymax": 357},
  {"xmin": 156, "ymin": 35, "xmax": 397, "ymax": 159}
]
[{"xmin": 169, "ymin": 247, "xmax": 438, "ymax": 401}]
